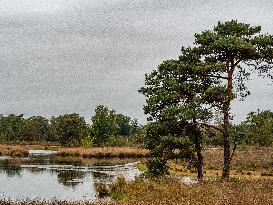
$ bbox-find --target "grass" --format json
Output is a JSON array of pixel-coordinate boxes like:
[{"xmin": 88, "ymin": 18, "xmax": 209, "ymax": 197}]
[
  {"xmin": 107, "ymin": 177, "xmax": 273, "ymax": 205},
  {"xmin": 204, "ymin": 146, "xmax": 273, "ymax": 171},
  {"xmin": 0, "ymin": 145, "xmax": 29, "ymax": 157},
  {"xmin": 57, "ymin": 147, "xmax": 149, "ymax": 158},
  {"xmin": 168, "ymin": 146, "xmax": 273, "ymax": 179},
  {"xmin": 1, "ymin": 178, "xmax": 273, "ymax": 205},
  {"xmin": 0, "ymin": 144, "xmax": 148, "ymax": 158}
]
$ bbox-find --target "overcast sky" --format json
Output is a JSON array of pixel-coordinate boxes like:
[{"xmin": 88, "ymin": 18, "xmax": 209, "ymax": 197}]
[{"xmin": 0, "ymin": 0, "xmax": 272, "ymax": 124}]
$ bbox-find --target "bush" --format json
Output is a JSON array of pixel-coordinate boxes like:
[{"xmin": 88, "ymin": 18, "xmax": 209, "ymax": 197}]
[
  {"xmin": 95, "ymin": 183, "xmax": 109, "ymax": 198},
  {"xmin": 110, "ymin": 177, "xmax": 128, "ymax": 200},
  {"xmin": 146, "ymin": 159, "xmax": 169, "ymax": 176}
]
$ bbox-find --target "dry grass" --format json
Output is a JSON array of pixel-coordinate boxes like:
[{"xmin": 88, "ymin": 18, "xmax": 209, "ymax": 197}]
[
  {"xmin": 204, "ymin": 147, "xmax": 273, "ymax": 170},
  {"xmin": 1, "ymin": 179, "xmax": 273, "ymax": 205},
  {"xmin": 0, "ymin": 144, "xmax": 148, "ymax": 158},
  {"xmin": 57, "ymin": 147, "xmax": 149, "ymax": 158},
  {"xmin": 0, "ymin": 144, "xmax": 28, "ymax": 157},
  {"xmin": 107, "ymin": 178, "xmax": 273, "ymax": 205},
  {"xmin": 168, "ymin": 146, "xmax": 273, "ymax": 179},
  {"xmin": 54, "ymin": 156, "xmax": 146, "ymax": 165}
]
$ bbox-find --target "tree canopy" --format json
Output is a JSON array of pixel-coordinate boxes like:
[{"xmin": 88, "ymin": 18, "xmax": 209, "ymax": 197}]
[
  {"xmin": 51, "ymin": 113, "xmax": 89, "ymax": 147},
  {"xmin": 91, "ymin": 105, "xmax": 117, "ymax": 145},
  {"xmin": 236, "ymin": 110, "xmax": 273, "ymax": 146}
]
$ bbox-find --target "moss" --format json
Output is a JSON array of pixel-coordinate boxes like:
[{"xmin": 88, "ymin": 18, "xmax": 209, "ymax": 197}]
[{"xmin": 137, "ymin": 163, "xmax": 148, "ymax": 172}]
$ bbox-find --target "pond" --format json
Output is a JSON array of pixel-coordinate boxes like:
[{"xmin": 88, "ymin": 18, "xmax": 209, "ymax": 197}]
[{"xmin": 0, "ymin": 150, "xmax": 143, "ymax": 202}]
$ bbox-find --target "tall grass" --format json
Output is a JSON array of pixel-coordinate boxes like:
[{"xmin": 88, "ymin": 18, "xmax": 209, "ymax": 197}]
[
  {"xmin": 0, "ymin": 145, "xmax": 28, "ymax": 157},
  {"xmin": 203, "ymin": 147, "xmax": 273, "ymax": 170},
  {"xmin": 57, "ymin": 147, "xmax": 149, "ymax": 158},
  {"xmin": 168, "ymin": 147, "xmax": 273, "ymax": 179}
]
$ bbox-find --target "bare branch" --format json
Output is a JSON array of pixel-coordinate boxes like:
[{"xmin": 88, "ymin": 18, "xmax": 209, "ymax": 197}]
[
  {"xmin": 234, "ymin": 59, "xmax": 241, "ymax": 67},
  {"xmin": 200, "ymin": 123, "xmax": 224, "ymax": 133},
  {"xmin": 203, "ymin": 74, "xmax": 228, "ymax": 79}
]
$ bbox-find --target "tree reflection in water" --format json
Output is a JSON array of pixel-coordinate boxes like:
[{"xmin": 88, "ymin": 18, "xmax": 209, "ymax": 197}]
[
  {"xmin": 0, "ymin": 159, "xmax": 22, "ymax": 177},
  {"xmin": 57, "ymin": 169, "xmax": 86, "ymax": 187}
]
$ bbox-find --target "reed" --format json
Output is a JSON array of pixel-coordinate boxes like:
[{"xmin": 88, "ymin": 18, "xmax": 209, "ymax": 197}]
[
  {"xmin": 0, "ymin": 145, "xmax": 28, "ymax": 157},
  {"xmin": 57, "ymin": 147, "xmax": 149, "ymax": 158}
]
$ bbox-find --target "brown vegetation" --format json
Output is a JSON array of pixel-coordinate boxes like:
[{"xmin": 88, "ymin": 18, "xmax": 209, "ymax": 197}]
[
  {"xmin": 168, "ymin": 147, "xmax": 273, "ymax": 179},
  {"xmin": 0, "ymin": 144, "xmax": 28, "ymax": 157},
  {"xmin": 1, "ymin": 178, "xmax": 273, "ymax": 205},
  {"xmin": 0, "ymin": 144, "xmax": 148, "ymax": 158},
  {"xmin": 57, "ymin": 147, "xmax": 149, "ymax": 158},
  {"xmin": 108, "ymin": 178, "xmax": 273, "ymax": 205},
  {"xmin": 204, "ymin": 147, "xmax": 273, "ymax": 171}
]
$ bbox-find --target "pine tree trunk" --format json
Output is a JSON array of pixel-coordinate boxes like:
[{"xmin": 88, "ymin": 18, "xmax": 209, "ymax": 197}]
[
  {"xmin": 222, "ymin": 103, "xmax": 231, "ymax": 179},
  {"xmin": 193, "ymin": 124, "xmax": 203, "ymax": 181},
  {"xmin": 222, "ymin": 66, "xmax": 233, "ymax": 179},
  {"xmin": 194, "ymin": 135, "xmax": 203, "ymax": 180}
]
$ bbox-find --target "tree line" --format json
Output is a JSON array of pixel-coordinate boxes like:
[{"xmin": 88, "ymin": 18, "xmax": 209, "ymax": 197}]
[{"xmin": 0, "ymin": 105, "xmax": 141, "ymax": 147}]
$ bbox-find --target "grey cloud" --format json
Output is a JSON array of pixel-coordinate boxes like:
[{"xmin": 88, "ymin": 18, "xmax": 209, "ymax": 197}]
[{"xmin": 0, "ymin": 0, "xmax": 272, "ymax": 123}]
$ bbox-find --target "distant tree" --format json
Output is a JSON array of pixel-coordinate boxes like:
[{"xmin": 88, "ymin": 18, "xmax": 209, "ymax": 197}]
[
  {"xmin": 51, "ymin": 113, "xmax": 89, "ymax": 147},
  {"xmin": 21, "ymin": 116, "xmax": 52, "ymax": 142},
  {"xmin": 130, "ymin": 119, "xmax": 142, "ymax": 136},
  {"xmin": 116, "ymin": 114, "xmax": 141, "ymax": 136},
  {"xmin": 91, "ymin": 105, "xmax": 117, "ymax": 145},
  {"xmin": 236, "ymin": 110, "xmax": 273, "ymax": 146},
  {"xmin": 191, "ymin": 20, "xmax": 273, "ymax": 178},
  {"xmin": 116, "ymin": 114, "xmax": 131, "ymax": 136},
  {"xmin": 0, "ymin": 114, "xmax": 25, "ymax": 142}
]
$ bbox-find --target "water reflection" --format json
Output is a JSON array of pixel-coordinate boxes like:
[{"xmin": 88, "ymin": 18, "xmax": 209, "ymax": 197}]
[
  {"xmin": 0, "ymin": 159, "xmax": 22, "ymax": 177},
  {"xmin": 57, "ymin": 170, "xmax": 86, "ymax": 187},
  {"xmin": 0, "ymin": 153, "xmax": 142, "ymax": 202}
]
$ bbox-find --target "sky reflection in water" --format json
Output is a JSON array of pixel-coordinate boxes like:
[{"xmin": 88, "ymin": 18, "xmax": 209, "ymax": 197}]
[{"xmin": 0, "ymin": 152, "xmax": 142, "ymax": 202}]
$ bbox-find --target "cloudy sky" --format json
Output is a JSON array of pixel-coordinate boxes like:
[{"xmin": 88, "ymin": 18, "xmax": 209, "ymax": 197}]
[{"xmin": 0, "ymin": 0, "xmax": 272, "ymax": 124}]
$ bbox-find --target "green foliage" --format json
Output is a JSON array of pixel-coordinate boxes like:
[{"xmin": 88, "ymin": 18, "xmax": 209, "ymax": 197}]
[
  {"xmin": 236, "ymin": 110, "xmax": 273, "ymax": 146},
  {"xmin": 0, "ymin": 109, "xmax": 141, "ymax": 147},
  {"xmin": 193, "ymin": 20, "xmax": 273, "ymax": 100},
  {"xmin": 116, "ymin": 114, "xmax": 131, "ymax": 136},
  {"xmin": 95, "ymin": 183, "xmax": 109, "ymax": 198},
  {"xmin": 103, "ymin": 135, "xmax": 133, "ymax": 147},
  {"xmin": 91, "ymin": 105, "xmax": 117, "ymax": 145},
  {"xmin": 81, "ymin": 133, "xmax": 94, "ymax": 148},
  {"xmin": 0, "ymin": 114, "xmax": 25, "ymax": 142},
  {"xmin": 21, "ymin": 116, "xmax": 52, "ymax": 142},
  {"xmin": 139, "ymin": 46, "xmax": 223, "ymax": 176},
  {"xmin": 136, "ymin": 163, "xmax": 148, "ymax": 173},
  {"xmin": 110, "ymin": 177, "xmax": 128, "ymax": 200},
  {"xmin": 51, "ymin": 113, "xmax": 89, "ymax": 147},
  {"xmin": 116, "ymin": 114, "xmax": 141, "ymax": 136},
  {"xmin": 146, "ymin": 158, "xmax": 169, "ymax": 176}
]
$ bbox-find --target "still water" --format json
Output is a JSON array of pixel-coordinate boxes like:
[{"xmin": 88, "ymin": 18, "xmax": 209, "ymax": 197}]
[{"xmin": 0, "ymin": 151, "xmax": 142, "ymax": 202}]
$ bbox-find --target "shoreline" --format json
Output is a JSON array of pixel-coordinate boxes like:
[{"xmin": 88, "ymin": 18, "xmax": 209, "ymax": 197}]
[{"xmin": 0, "ymin": 144, "xmax": 149, "ymax": 158}]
